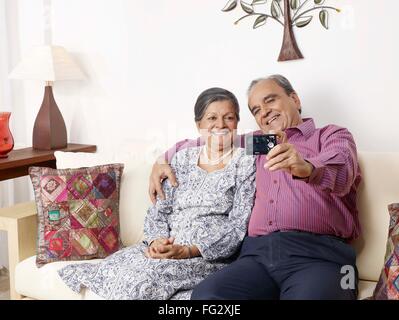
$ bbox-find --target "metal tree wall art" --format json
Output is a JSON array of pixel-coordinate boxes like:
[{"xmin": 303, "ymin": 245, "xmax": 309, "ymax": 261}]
[{"xmin": 222, "ymin": 0, "xmax": 341, "ymax": 61}]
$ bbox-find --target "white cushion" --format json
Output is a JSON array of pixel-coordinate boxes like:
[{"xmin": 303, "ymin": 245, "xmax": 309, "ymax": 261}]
[
  {"xmin": 54, "ymin": 140, "xmax": 163, "ymax": 246},
  {"xmin": 15, "ymin": 255, "xmax": 101, "ymax": 300},
  {"xmin": 353, "ymin": 152, "xmax": 399, "ymax": 282},
  {"xmin": 357, "ymin": 280, "xmax": 377, "ymax": 300}
]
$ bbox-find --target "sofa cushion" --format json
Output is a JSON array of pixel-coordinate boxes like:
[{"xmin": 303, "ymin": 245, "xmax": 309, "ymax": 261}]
[
  {"xmin": 371, "ymin": 203, "xmax": 399, "ymax": 299},
  {"xmin": 358, "ymin": 280, "xmax": 377, "ymax": 300},
  {"xmin": 353, "ymin": 152, "xmax": 399, "ymax": 282},
  {"xmin": 15, "ymin": 255, "xmax": 102, "ymax": 300},
  {"xmin": 55, "ymin": 141, "xmax": 160, "ymax": 247},
  {"xmin": 29, "ymin": 164, "xmax": 124, "ymax": 267},
  {"xmin": 15, "ymin": 254, "xmax": 376, "ymax": 300}
]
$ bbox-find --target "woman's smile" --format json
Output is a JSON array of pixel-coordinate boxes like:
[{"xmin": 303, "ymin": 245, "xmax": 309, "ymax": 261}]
[{"xmin": 210, "ymin": 129, "xmax": 230, "ymax": 136}]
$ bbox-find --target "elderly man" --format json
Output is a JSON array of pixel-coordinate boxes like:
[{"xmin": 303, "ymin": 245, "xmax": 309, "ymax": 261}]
[{"xmin": 149, "ymin": 75, "xmax": 361, "ymax": 300}]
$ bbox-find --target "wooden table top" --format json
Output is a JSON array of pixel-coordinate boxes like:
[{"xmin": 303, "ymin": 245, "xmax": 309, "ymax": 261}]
[{"xmin": 0, "ymin": 143, "xmax": 97, "ymax": 181}]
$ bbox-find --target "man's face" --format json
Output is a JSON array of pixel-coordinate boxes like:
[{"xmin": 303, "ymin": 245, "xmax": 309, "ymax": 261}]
[{"xmin": 248, "ymin": 79, "xmax": 302, "ymax": 132}]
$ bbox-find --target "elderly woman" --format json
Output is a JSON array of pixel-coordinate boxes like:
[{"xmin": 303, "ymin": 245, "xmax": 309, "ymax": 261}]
[{"xmin": 58, "ymin": 87, "xmax": 256, "ymax": 300}]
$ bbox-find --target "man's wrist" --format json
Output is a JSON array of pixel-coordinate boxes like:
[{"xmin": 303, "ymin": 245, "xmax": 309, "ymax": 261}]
[
  {"xmin": 305, "ymin": 160, "xmax": 314, "ymax": 177},
  {"xmin": 293, "ymin": 161, "xmax": 314, "ymax": 181}
]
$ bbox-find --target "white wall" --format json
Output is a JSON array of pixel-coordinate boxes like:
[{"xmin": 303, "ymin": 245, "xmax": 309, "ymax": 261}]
[
  {"xmin": 1, "ymin": 0, "xmax": 399, "ymax": 266},
  {"xmin": 9, "ymin": 0, "xmax": 399, "ymax": 153}
]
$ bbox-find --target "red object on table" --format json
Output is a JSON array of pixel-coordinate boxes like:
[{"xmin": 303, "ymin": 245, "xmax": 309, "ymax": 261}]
[{"xmin": 0, "ymin": 112, "xmax": 14, "ymax": 158}]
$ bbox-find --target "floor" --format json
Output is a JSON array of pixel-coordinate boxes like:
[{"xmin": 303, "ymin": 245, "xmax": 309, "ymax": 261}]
[{"xmin": 0, "ymin": 267, "xmax": 10, "ymax": 300}]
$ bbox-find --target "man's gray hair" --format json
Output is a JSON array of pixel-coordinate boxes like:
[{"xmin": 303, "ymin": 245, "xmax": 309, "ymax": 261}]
[{"xmin": 247, "ymin": 74, "xmax": 295, "ymax": 96}]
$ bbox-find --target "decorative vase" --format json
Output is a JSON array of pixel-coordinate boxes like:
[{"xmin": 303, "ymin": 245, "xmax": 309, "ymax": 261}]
[{"xmin": 0, "ymin": 112, "xmax": 14, "ymax": 158}]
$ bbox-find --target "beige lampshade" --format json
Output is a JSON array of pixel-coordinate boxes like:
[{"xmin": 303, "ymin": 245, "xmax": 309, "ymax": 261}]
[{"xmin": 8, "ymin": 45, "xmax": 85, "ymax": 81}]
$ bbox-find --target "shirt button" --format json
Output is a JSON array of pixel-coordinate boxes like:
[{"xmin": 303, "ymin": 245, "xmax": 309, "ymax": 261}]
[
  {"xmin": 268, "ymin": 221, "xmax": 273, "ymax": 226},
  {"xmin": 269, "ymin": 199, "xmax": 274, "ymax": 204},
  {"xmin": 273, "ymin": 180, "xmax": 277, "ymax": 184}
]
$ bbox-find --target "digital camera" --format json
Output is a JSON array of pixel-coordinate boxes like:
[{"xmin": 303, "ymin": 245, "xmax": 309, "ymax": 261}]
[{"xmin": 245, "ymin": 134, "xmax": 278, "ymax": 155}]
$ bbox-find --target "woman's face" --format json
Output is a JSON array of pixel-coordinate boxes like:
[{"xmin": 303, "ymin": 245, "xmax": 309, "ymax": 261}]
[{"xmin": 196, "ymin": 100, "xmax": 238, "ymax": 151}]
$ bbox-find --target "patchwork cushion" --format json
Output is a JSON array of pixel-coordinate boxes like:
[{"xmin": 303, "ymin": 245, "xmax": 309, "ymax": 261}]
[
  {"xmin": 29, "ymin": 164, "xmax": 124, "ymax": 267},
  {"xmin": 54, "ymin": 146, "xmax": 157, "ymax": 246},
  {"xmin": 372, "ymin": 203, "xmax": 399, "ymax": 299}
]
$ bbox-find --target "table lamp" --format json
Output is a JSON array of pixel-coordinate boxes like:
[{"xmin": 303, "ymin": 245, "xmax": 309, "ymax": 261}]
[{"xmin": 9, "ymin": 45, "xmax": 85, "ymax": 150}]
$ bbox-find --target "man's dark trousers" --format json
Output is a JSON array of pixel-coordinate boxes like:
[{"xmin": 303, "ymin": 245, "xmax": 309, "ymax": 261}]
[{"xmin": 191, "ymin": 231, "xmax": 358, "ymax": 300}]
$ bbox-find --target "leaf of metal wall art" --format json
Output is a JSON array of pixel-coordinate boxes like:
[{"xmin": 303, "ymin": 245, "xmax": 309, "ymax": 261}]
[
  {"xmin": 319, "ymin": 10, "xmax": 329, "ymax": 29},
  {"xmin": 295, "ymin": 16, "xmax": 313, "ymax": 28},
  {"xmin": 253, "ymin": 15, "xmax": 268, "ymax": 28},
  {"xmin": 271, "ymin": 1, "xmax": 280, "ymax": 18},
  {"xmin": 252, "ymin": 0, "xmax": 267, "ymax": 4},
  {"xmin": 222, "ymin": 0, "xmax": 238, "ymax": 12},
  {"xmin": 290, "ymin": 0, "xmax": 299, "ymax": 10},
  {"xmin": 241, "ymin": 1, "xmax": 254, "ymax": 14}
]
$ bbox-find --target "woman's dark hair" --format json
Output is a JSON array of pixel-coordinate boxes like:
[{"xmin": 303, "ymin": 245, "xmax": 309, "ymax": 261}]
[{"xmin": 194, "ymin": 87, "xmax": 240, "ymax": 122}]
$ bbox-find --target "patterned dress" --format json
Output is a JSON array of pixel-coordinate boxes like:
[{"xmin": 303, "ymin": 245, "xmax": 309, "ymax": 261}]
[{"xmin": 58, "ymin": 146, "xmax": 256, "ymax": 300}]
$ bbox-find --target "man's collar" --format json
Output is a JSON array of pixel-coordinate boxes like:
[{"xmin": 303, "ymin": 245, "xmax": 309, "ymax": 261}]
[{"xmin": 285, "ymin": 118, "xmax": 315, "ymax": 139}]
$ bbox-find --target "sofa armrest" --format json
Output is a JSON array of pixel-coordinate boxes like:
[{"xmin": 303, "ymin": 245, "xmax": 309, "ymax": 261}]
[{"xmin": 0, "ymin": 201, "xmax": 37, "ymax": 299}]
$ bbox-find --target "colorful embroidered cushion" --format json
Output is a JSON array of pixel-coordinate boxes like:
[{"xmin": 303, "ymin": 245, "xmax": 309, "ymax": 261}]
[
  {"xmin": 372, "ymin": 203, "xmax": 399, "ymax": 299},
  {"xmin": 29, "ymin": 164, "xmax": 124, "ymax": 267}
]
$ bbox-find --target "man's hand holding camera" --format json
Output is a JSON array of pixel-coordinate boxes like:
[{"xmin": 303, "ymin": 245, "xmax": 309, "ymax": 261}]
[{"xmin": 264, "ymin": 130, "xmax": 314, "ymax": 179}]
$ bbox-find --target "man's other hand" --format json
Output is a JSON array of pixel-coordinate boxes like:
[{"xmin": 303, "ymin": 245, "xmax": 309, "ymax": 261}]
[{"xmin": 148, "ymin": 157, "xmax": 178, "ymax": 204}]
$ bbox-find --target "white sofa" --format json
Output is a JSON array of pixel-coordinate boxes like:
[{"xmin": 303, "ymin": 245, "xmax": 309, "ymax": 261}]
[{"xmin": 6, "ymin": 150, "xmax": 399, "ymax": 300}]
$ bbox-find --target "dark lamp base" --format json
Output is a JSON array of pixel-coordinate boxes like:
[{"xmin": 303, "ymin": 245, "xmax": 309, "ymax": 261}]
[{"xmin": 32, "ymin": 86, "xmax": 67, "ymax": 150}]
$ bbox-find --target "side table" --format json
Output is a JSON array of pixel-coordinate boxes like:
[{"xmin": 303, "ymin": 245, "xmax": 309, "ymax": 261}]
[{"xmin": 0, "ymin": 143, "xmax": 96, "ymax": 299}]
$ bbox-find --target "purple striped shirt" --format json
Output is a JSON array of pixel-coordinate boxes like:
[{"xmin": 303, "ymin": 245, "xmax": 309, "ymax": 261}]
[{"xmin": 165, "ymin": 118, "xmax": 361, "ymax": 242}]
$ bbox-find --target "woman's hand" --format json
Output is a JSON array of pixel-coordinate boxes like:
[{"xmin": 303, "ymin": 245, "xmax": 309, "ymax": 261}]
[
  {"xmin": 147, "ymin": 244, "xmax": 187, "ymax": 260},
  {"xmin": 145, "ymin": 237, "xmax": 199, "ymax": 260},
  {"xmin": 148, "ymin": 237, "xmax": 175, "ymax": 253},
  {"xmin": 148, "ymin": 157, "xmax": 178, "ymax": 204},
  {"xmin": 145, "ymin": 237, "xmax": 177, "ymax": 259}
]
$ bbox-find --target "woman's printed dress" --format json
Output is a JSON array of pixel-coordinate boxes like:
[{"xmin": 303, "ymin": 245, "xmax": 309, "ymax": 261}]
[{"xmin": 58, "ymin": 146, "xmax": 256, "ymax": 299}]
